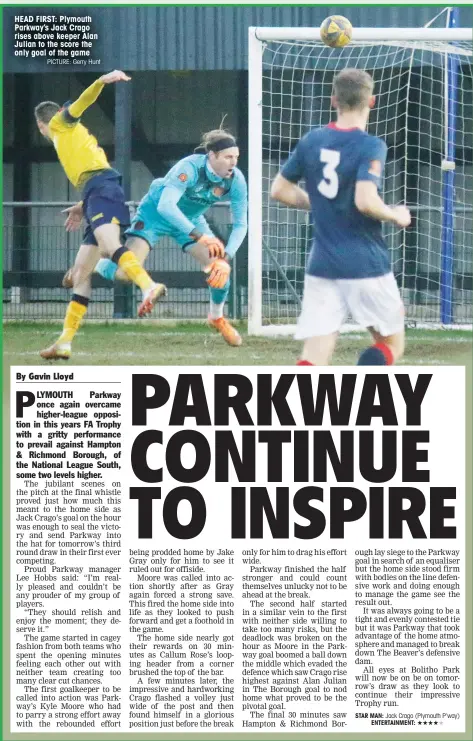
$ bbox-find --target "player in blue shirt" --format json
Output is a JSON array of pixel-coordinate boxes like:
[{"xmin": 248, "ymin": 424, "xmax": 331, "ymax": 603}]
[
  {"xmin": 91, "ymin": 128, "xmax": 248, "ymax": 346},
  {"xmin": 271, "ymin": 68, "xmax": 411, "ymax": 365}
]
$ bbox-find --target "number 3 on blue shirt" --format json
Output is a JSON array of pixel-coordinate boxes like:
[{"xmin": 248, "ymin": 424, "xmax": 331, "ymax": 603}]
[{"xmin": 318, "ymin": 148, "xmax": 341, "ymax": 199}]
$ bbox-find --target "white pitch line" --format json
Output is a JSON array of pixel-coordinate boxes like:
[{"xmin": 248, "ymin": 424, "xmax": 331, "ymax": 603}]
[
  {"xmin": 400, "ymin": 336, "xmax": 472, "ymax": 343},
  {"xmin": 398, "ymin": 359, "xmax": 449, "ymax": 365},
  {"xmin": 116, "ymin": 331, "xmax": 193, "ymax": 337},
  {"xmin": 13, "ymin": 330, "xmax": 191, "ymax": 338},
  {"xmin": 4, "ymin": 351, "xmax": 91, "ymax": 357},
  {"xmin": 12, "ymin": 330, "xmax": 473, "ymax": 343}
]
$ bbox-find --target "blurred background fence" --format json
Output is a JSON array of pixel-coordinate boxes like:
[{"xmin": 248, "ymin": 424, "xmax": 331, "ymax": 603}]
[{"xmin": 3, "ymin": 201, "xmax": 248, "ymax": 321}]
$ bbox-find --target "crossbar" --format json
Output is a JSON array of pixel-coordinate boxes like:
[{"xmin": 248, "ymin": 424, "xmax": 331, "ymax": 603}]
[{"xmin": 251, "ymin": 27, "xmax": 472, "ymax": 42}]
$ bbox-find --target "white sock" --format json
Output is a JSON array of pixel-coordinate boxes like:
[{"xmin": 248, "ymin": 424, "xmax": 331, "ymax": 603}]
[{"xmin": 209, "ymin": 300, "xmax": 224, "ymax": 320}]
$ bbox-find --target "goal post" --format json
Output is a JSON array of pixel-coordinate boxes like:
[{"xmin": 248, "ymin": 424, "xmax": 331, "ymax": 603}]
[
  {"xmin": 247, "ymin": 25, "xmax": 473, "ymax": 336},
  {"xmin": 248, "ymin": 26, "xmax": 264, "ymax": 336},
  {"xmin": 441, "ymin": 6, "xmax": 460, "ymax": 324}
]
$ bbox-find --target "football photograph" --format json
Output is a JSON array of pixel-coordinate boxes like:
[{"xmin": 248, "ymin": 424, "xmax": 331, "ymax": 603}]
[
  {"xmin": 2, "ymin": 4, "xmax": 472, "ymax": 739},
  {"xmin": 3, "ymin": 4, "xmax": 472, "ymax": 366}
]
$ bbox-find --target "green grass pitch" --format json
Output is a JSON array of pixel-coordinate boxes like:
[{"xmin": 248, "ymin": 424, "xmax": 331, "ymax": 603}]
[{"xmin": 3, "ymin": 321, "xmax": 472, "ymax": 366}]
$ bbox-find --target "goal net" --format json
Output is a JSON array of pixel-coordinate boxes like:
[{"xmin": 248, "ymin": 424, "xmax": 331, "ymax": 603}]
[{"xmin": 248, "ymin": 27, "xmax": 473, "ymax": 335}]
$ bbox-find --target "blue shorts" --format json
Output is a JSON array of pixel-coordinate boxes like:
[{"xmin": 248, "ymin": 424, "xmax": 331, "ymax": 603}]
[
  {"xmin": 125, "ymin": 208, "xmax": 213, "ymax": 252},
  {"xmin": 82, "ymin": 173, "xmax": 130, "ymax": 246}
]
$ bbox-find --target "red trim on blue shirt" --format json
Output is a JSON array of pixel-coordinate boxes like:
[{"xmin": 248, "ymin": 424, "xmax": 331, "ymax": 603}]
[{"xmin": 327, "ymin": 122, "xmax": 360, "ymax": 132}]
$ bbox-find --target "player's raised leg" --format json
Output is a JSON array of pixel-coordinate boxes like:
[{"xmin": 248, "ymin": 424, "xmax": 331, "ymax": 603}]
[
  {"xmin": 93, "ymin": 175, "xmax": 156, "ymax": 284},
  {"xmin": 92, "ymin": 178, "xmax": 162, "ymax": 289},
  {"xmin": 92, "ymin": 223, "xmax": 166, "ymax": 316},
  {"xmin": 63, "ymin": 231, "xmax": 152, "ymax": 287},
  {"xmin": 95, "ymin": 235, "xmax": 151, "ymax": 282},
  {"xmin": 40, "ymin": 244, "xmax": 98, "ymax": 360}
]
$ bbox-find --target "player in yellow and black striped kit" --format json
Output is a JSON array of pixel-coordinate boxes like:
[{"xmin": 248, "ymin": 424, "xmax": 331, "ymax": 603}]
[{"xmin": 34, "ymin": 70, "xmax": 166, "ymax": 360}]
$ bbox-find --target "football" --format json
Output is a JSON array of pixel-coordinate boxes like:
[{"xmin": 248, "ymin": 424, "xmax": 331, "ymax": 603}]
[{"xmin": 320, "ymin": 15, "xmax": 353, "ymax": 48}]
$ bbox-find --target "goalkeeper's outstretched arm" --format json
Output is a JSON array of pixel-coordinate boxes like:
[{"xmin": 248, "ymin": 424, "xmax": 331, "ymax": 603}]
[{"xmin": 271, "ymin": 174, "xmax": 311, "ymax": 210}]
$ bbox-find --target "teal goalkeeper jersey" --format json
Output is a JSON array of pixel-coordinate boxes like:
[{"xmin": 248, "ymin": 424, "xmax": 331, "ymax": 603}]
[{"xmin": 135, "ymin": 154, "xmax": 248, "ymax": 258}]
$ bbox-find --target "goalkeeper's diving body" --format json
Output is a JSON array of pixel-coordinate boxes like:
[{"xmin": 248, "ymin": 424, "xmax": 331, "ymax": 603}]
[
  {"xmin": 92, "ymin": 129, "xmax": 248, "ymax": 346},
  {"xmin": 271, "ymin": 68, "xmax": 411, "ymax": 366},
  {"xmin": 35, "ymin": 70, "xmax": 166, "ymax": 361}
]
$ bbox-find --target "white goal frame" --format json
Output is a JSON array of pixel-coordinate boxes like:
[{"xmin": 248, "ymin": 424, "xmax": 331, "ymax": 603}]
[{"xmin": 247, "ymin": 26, "xmax": 473, "ymax": 336}]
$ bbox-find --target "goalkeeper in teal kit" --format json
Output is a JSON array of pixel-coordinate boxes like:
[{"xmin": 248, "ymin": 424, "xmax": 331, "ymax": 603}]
[{"xmin": 94, "ymin": 128, "xmax": 248, "ymax": 346}]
